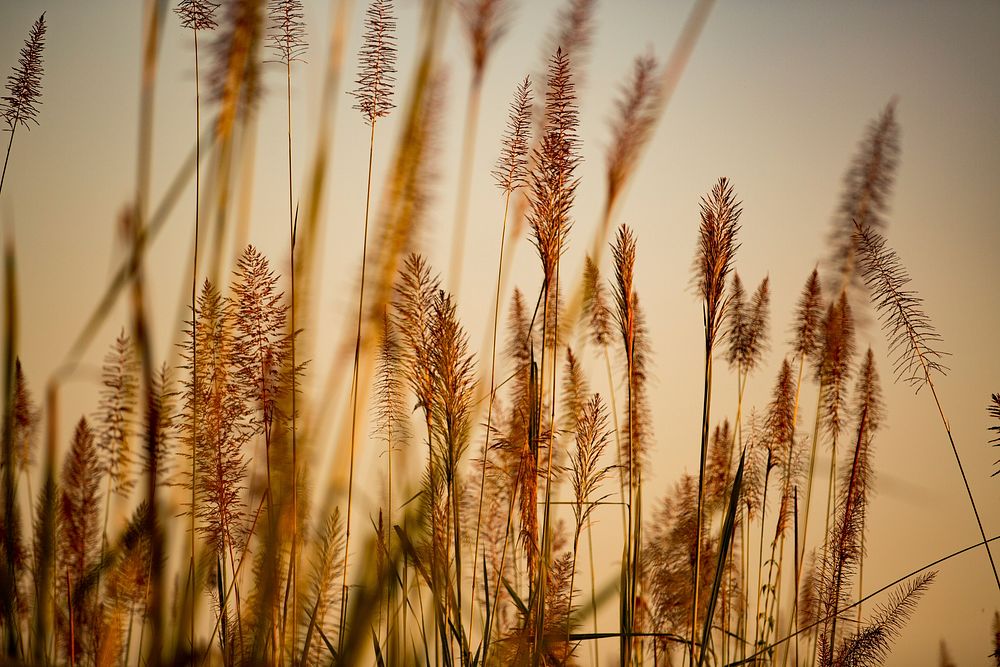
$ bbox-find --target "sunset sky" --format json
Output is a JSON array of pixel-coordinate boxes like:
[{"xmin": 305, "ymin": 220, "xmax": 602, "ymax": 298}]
[{"xmin": 2, "ymin": 0, "xmax": 999, "ymax": 662}]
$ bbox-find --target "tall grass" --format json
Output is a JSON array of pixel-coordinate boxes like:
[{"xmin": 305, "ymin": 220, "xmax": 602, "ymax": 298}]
[{"xmin": 0, "ymin": 2, "xmax": 992, "ymax": 666}]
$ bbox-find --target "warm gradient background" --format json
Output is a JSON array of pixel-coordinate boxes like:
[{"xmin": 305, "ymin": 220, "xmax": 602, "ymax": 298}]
[{"xmin": 2, "ymin": 0, "xmax": 999, "ymax": 662}]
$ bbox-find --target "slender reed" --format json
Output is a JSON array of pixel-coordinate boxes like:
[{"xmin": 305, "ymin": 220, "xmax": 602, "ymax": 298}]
[
  {"xmin": 0, "ymin": 13, "xmax": 46, "ymax": 201},
  {"xmin": 175, "ymin": 1, "xmax": 218, "ymax": 653},
  {"xmin": 854, "ymin": 222, "xmax": 1000, "ymax": 590},
  {"xmin": 690, "ymin": 177, "xmax": 740, "ymax": 665},
  {"xmin": 341, "ymin": 0, "xmax": 397, "ymax": 649}
]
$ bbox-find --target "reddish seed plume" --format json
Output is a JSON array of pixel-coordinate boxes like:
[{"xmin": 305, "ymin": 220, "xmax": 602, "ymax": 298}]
[
  {"xmin": 827, "ymin": 100, "xmax": 900, "ymax": 299},
  {"xmin": 606, "ymin": 52, "xmax": 661, "ymax": 207},
  {"xmin": 726, "ymin": 274, "xmax": 769, "ymax": 374},
  {"xmin": 230, "ymin": 245, "xmax": 291, "ymax": 437},
  {"xmin": 581, "ymin": 255, "xmax": 612, "ymax": 349},
  {"xmin": 815, "ymin": 292, "xmax": 856, "ymax": 445},
  {"xmin": 528, "ymin": 47, "xmax": 580, "ymax": 283},
  {"xmin": 567, "ymin": 393, "xmax": 613, "ymax": 530},
  {"xmin": 494, "ymin": 76, "xmax": 533, "ymax": 194},
  {"xmin": 373, "ymin": 310, "xmax": 409, "ymax": 452},
  {"xmin": 12, "ymin": 359, "xmax": 39, "ymax": 474},
  {"xmin": 95, "ymin": 332, "xmax": 139, "ymax": 497},
  {"xmin": 695, "ymin": 178, "xmax": 741, "ymax": 349},
  {"xmin": 352, "ymin": 0, "xmax": 398, "ymax": 125},
  {"xmin": 561, "ymin": 347, "xmax": 588, "ymax": 436},
  {"xmin": 706, "ymin": 419, "xmax": 733, "ymax": 505},
  {"xmin": 791, "ymin": 268, "xmax": 824, "ymax": 360},
  {"xmin": 2, "ymin": 13, "xmax": 46, "ymax": 131},
  {"xmin": 833, "ymin": 572, "xmax": 935, "ymax": 665},
  {"xmin": 266, "ymin": 0, "xmax": 308, "ymax": 64},
  {"xmin": 611, "ymin": 224, "xmax": 637, "ymax": 360},
  {"xmin": 175, "ymin": 0, "xmax": 220, "ymax": 31}
]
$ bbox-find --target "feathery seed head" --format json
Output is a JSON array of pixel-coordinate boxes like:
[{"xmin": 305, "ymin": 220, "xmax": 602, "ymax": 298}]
[
  {"xmin": 791, "ymin": 268, "xmax": 824, "ymax": 360},
  {"xmin": 176, "ymin": 0, "xmax": 220, "ymax": 31},
  {"xmin": 827, "ymin": 100, "xmax": 900, "ymax": 300},
  {"xmin": 352, "ymin": 0, "xmax": 397, "ymax": 125},
  {"xmin": 695, "ymin": 177, "xmax": 741, "ymax": 348},
  {"xmin": 606, "ymin": 51, "xmax": 661, "ymax": 207},
  {"xmin": 2, "ymin": 14, "xmax": 46, "ymax": 131},
  {"xmin": 853, "ymin": 222, "xmax": 947, "ymax": 391},
  {"xmin": 527, "ymin": 47, "xmax": 580, "ymax": 281},
  {"xmin": 581, "ymin": 255, "xmax": 612, "ymax": 349},
  {"xmin": 494, "ymin": 76, "xmax": 533, "ymax": 194},
  {"xmin": 266, "ymin": 0, "xmax": 307, "ymax": 64}
]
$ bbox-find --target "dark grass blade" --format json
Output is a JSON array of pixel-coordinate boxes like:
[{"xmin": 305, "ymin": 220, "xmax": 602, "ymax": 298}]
[{"xmin": 699, "ymin": 447, "xmax": 746, "ymax": 667}]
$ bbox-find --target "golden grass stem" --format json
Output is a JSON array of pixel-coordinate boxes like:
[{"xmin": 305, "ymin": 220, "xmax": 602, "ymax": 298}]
[{"xmin": 340, "ymin": 117, "xmax": 379, "ymax": 653}]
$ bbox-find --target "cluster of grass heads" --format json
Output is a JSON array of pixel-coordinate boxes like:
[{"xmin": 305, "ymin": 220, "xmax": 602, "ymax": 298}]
[{"xmin": 1, "ymin": 1, "xmax": 999, "ymax": 666}]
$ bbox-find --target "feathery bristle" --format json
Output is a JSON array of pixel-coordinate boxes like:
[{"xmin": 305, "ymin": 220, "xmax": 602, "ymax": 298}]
[
  {"xmin": 2, "ymin": 13, "xmax": 46, "ymax": 131},
  {"xmin": 827, "ymin": 100, "xmax": 900, "ymax": 299},
  {"xmin": 460, "ymin": 0, "xmax": 510, "ymax": 81},
  {"xmin": 180, "ymin": 280, "xmax": 251, "ymax": 555},
  {"xmin": 725, "ymin": 272, "xmax": 746, "ymax": 369},
  {"xmin": 429, "ymin": 290, "xmax": 477, "ymax": 470},
  {"xmin": 766, "ymin": 359, "xmax": 797, "ymax": 470},
  {"xmin": 561, "ymin": 347, "xmax": 588, "ymax": 438},
  {"xmin": 798, "ymin": 550, "xmax": 820, "ymax": 633},
  {"xmin": 853, "ymin": 223, "xmax": 948, "ymax": 391},
  {"xmin": 142, "ymin": 364, "xmax": 175, "ymax": 485},
  {"xmin": 581, "ymin": 255, "xmax": 612, "ymax": 349},
  {"xmin": 854, "ymin": 348, "xmax": 884, "ymax": 437},
  {"xmin": 176, "ymin": 0, "xmax": 220, "ymax": 31},
  {"xmin": 695, "ymin": 177, "xmax": 741, "ymax": 347},
  {"xmin": 791, "ymin": 268, "xmax": 824, "ymax": 360},
  {"xmin": 352, "ymin": 0, "xmax": 397, "ymax": 125},
  {"xmin": 726, "ymin": 274, "xmax": 770, "ymax": 373},
  {"xmin": 266, "ymin": 0, "xmax": 307, "ymax": 64},
  {"xmin": 816, "ymin": 292, "xmax": 856, "ymax": 444},
  {"xmin": 96, "ymin": 331, "xmax": 139, "ymax": 496},
  {"xmin": 493, "ymin": 76, "xmax": 533, "ymax": 194},
  {"xmin": 528, "ymin": 47, "xmax": 581, "ymax": 282},
  {"xmin": 606, "ymin": 52, "xmax": 661, "ymax": 206},
  {"xmin": 621, "ymin": 294, "xmax": 652, "ymax": 477},
  {"xmin": 301, "ymin": 509, "xmax": 345, "ymax": 660},
  {"xmin": 567, "ymin": 393, "xmax": 613, "ymax": 530},
  {"xmin": 373, "ymin": 310, "xmax": 409, "ymax": 454},
  {"xmin": 611, "ymin": 224, "xmax": 637, "ymax": 357},
  {"xmin": 705, "ymin": 419, "xmax": 733, "ymax": 506},
  {"xmin": 833, "ymin": 571, "xmax": 934, "ymax": 667},
  {"xmin": 12, "ymin": 358, "xmax": 39, "ymax": 474},
  {"xmin": 393, "ymin": 254, "xmax": 441, "ymax": 418},
  {"xmin": 58, "ymin": 417, "xmax": 102, "ymax": 660},
  {"xmin": 231, "ymin": 245, "xmax": 291, "ymax": 437}
]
